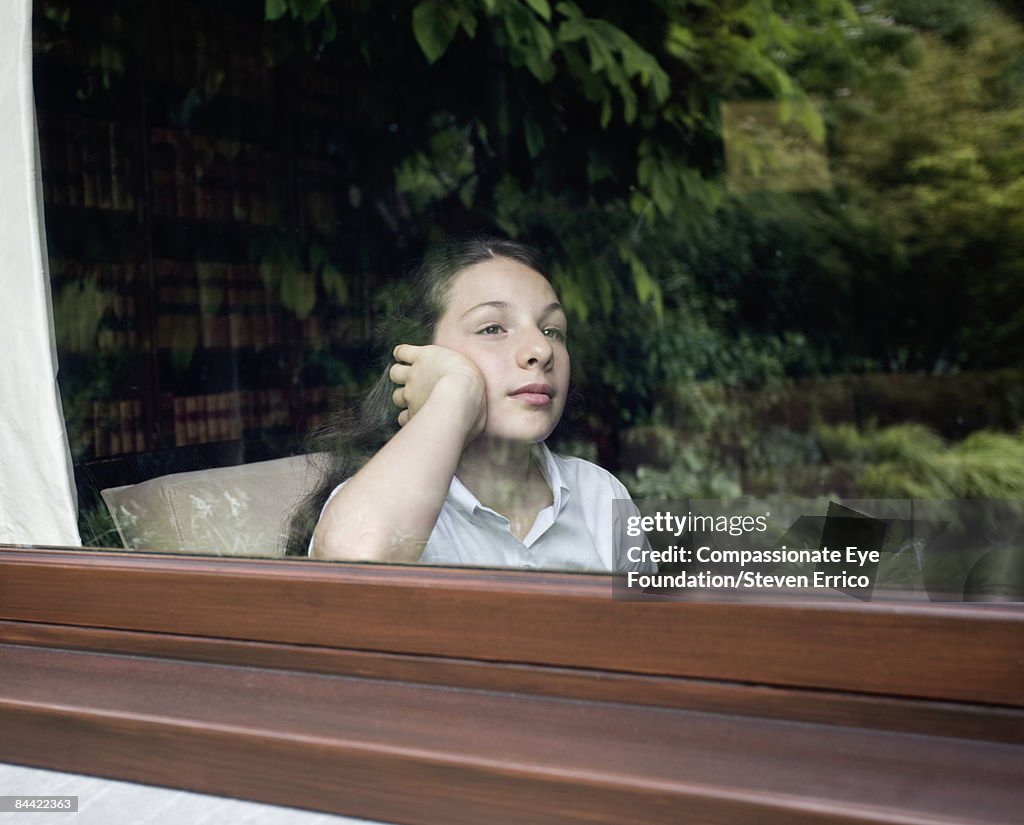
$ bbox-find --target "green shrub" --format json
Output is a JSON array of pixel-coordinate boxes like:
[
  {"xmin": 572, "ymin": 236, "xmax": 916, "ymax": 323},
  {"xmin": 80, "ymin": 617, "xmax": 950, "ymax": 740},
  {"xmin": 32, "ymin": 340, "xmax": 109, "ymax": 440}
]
[
  {"xmin": 620, "ymin": 437, "xmax": 741, "ymax": 499},
  {"xmin": 79, "ymin": 504, "xmax": 124, "ymax": 549},
  {"xmin": 826, "ymin": 424, "xmax": 1024, "ymax": 499}
]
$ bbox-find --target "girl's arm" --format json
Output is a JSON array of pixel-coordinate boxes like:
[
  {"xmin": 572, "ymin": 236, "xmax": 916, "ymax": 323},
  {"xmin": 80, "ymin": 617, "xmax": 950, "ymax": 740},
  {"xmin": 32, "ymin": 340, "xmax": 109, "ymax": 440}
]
[{"xmin": 310, "ymin": 344, "xmax": 485, "ymax": 562}]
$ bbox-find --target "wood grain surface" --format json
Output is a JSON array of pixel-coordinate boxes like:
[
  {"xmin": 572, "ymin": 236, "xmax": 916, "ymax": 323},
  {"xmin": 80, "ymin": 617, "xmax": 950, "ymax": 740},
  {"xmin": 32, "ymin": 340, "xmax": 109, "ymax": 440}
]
[
  {"xmin": 1, "ymin": 547, "xmax": 1021, "ymax": 703},
  {"xmin": 1, "ymin": 545, "xmax": 1022, "ymax": 824}
]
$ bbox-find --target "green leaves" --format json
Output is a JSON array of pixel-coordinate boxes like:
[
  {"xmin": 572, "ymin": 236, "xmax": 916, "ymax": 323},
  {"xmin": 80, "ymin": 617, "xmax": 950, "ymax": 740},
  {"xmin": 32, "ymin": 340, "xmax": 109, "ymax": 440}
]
[
  {"xmin": 250, "ymin": 235, "xmax": 352, "ymax": 322},
  {"xmin": 412, "ymin": 1, "xmax": 459, "ymax": 64},
  {"xmin": 634, "ymin": 139, "xmax": 718, "ymax": 219},
  {"xmin": 618, "ymin": 242, "xmax": 662, "ymax": 320},
  {"xmin": 412, "ymin": 0, "xmax": 478, "ymax": 64},
  {"xmin": 265, "ymin": 0, "xmax": 287, "ymax": 22},
  {"xmin": 524, "ymin": 0, "xmax": 551, "ymax": 21},
  {"xmin": 401, "ymin": 0, "xmax": 856, "ymax": 225},
  {"xmin": 280, "ymin": 270, "xmax": 317, "ymax": 320},
  {"xmin": 394, "ymin": 116, "xmax": 478, "ymax": 211},
  {"xmin": 272, "ymin": 0, "xmax": 871, "ymax": 329},
  {"xmin": 556, "ymin": 2, "xmax": 669, "ymax": 126},
  {"xmin": 311, "ymin": 243, "xmax": 349, "ymax": 306},
  {"xmin": 523, "ymin": 113, "xmax": 544, "ymax": 158},
  {"xmin": 265, "ymin": 0, "xmax": 338, "ymax": 32}
]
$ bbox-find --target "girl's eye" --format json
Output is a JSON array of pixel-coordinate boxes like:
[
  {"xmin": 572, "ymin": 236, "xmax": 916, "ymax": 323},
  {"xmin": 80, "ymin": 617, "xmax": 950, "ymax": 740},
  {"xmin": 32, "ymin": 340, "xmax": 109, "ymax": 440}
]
[
  {"xmin": 479, "ymin": 324, "xmax": 505, "ymax": 335},
  {"xmin": 543, "ymin": 327, "xmax": 566, "ymax": 341}
]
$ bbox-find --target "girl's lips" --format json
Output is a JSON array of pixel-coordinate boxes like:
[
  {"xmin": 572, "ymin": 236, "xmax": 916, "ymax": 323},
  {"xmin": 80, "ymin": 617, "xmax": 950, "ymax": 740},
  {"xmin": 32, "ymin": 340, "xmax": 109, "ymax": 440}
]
[
  {"xmin": 510, "ymin": 384, "xmax": 554, "ymax": 406},
  {"xmin": 512, "ymin": 392, "xmax": 552, "ymax": 406}
]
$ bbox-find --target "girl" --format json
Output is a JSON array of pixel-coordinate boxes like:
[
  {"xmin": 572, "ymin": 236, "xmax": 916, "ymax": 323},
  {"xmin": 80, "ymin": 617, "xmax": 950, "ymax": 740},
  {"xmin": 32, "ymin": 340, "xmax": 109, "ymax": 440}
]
[{"xmin": 289, "ymin": 236, "xmax": 649, "ymax": 573}]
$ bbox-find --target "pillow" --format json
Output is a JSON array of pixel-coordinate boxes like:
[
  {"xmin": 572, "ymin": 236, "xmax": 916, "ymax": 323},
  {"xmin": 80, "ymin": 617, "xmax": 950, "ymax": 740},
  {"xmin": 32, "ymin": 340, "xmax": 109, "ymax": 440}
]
[{"xmin": 101, "ymin": 454, "xmax": 326, "ymax": 557}]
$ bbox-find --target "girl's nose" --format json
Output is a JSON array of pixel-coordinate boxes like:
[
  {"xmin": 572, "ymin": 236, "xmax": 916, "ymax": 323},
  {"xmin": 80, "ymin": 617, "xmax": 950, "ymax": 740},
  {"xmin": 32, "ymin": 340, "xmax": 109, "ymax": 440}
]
[{"xmin": 519, "ymin": 329, "xmax": 554, "ymax": 370}]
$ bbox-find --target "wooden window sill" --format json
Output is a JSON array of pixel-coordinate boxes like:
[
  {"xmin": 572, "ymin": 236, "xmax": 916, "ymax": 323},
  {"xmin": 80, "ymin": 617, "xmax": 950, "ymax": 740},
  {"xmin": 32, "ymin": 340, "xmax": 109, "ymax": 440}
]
[{"xmin": 1, "ymin": 547, "xmax": 1022, "ymax": 824}]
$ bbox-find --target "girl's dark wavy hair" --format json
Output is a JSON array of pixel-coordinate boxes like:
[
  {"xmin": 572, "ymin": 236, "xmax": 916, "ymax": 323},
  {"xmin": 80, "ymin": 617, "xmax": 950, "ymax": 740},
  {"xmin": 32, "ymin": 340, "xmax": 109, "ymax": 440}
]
[{"xmin": 285, "ymin": 235, "xmax": 551, "ymax": 555}]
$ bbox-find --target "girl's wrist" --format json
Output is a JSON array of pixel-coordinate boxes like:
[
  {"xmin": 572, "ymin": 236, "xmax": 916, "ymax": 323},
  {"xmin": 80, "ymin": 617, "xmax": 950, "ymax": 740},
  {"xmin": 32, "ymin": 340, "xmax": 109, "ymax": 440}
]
[{"xmin": 428, "ymin": 374, "xmax": 486, "ymax": 437}]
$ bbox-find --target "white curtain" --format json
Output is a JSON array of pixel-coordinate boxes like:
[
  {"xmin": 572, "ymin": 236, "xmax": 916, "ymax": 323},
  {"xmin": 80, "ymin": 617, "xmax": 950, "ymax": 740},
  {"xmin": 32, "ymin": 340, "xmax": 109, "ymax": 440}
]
[{"xmin": 0, "ymin": 0, "xmax": 81, "ymax": 546}]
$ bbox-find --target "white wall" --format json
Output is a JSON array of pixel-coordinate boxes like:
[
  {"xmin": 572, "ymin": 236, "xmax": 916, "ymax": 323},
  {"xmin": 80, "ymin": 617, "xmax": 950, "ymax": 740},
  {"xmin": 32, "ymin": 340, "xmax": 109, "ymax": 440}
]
[{"xmin": 0, "ymin": 0, "xmax": 81, "ymax": 546}]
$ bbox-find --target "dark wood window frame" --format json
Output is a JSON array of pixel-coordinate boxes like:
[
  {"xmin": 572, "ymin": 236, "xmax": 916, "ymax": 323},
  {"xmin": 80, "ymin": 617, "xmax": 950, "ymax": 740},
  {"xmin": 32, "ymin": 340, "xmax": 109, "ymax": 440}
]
[{"xmin": 1, "ymin": 546, "xmax": 1022, "ymax": 824}]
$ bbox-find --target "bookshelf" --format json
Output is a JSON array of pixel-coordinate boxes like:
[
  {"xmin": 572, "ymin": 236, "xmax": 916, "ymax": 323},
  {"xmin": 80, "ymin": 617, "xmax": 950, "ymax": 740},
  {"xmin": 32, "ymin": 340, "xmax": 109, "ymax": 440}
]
[{"xmin": 34, "ymin": 0, "xmax": 376, "ymax": 471}]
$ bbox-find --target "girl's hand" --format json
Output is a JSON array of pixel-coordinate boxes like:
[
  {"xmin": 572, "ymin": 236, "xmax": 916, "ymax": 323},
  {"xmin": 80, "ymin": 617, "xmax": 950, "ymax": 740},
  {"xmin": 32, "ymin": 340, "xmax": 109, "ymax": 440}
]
[{"xmin": 389, "ymin": 344, "xmax": 486, "ymax": 440}]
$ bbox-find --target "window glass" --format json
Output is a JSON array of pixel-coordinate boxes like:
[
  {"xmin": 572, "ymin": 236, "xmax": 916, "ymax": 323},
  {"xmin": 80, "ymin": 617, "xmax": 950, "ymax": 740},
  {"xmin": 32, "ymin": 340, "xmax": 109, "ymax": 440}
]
[{"xmin": 32, "ymin": 1, "xmax": 1024, "ymax": 597}]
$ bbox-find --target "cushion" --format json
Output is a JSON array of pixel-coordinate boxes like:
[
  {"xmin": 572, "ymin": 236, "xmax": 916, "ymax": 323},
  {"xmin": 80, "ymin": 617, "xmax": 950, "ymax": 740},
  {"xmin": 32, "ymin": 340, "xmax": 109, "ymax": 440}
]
[{"xmin": 101, "ymin": 454, "xmax": 326, "ymax": 557}]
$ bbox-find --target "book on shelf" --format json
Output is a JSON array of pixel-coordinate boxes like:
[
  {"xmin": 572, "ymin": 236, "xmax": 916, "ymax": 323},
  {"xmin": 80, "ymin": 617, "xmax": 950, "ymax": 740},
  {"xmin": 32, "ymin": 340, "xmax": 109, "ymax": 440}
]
[
  {"xmin": 193, "ymin": 136, "xmax": 238, "ymax": 222},
  {"xmin": 241, "ymin": 142, "xmax": 267, "ymax": 226},
  {"xmin": 134, "ymin": 399, "xmax": 147, "ymax": 452},
  {"xmin": 259, "ymin": 263, "xmax": 285, "ymax": 347},
  {"xmin": 50, "ymin": 261, "xmax": 126, "ymax": 355},
  {"xmin": 226, "ymin": 264, "xmax": 250, "ymax": 350},
  {"xmin": 93, "ymin": 263, "xmax": 115, "ymax": 353},
  {"xmin": 173, "ymin": 396, "xmax": 188, "ymax": 447},
  {"xmin": 197, "ymin": 394, "xmax": 212, "ymax": 445},
  {"xmin": 156, "ymin": 258, "xmax": 201, "ymax": 352},
  {"xmin": 88, "ymin": 398, "xmax": 144, "ymax": 457},
  {"xmin": 241, "ymin": 264, "xmax": 268, "ymax": 347},
  {"xmin": 230, "ymin": 144, "xmax": 249, "ymax": 224},
  {"xmin": 120, "ymin": 263, "xmax": 139, "ymax": 349},
  {"xmin": 171, "ymin": 389, "xmax": 281, "ymax": 446},
  {"xmin": 227, "ymin": 263, "xmax": 270, "ymax": 350},
  {"xmin": 119, "ymin": 400, "xmax": 134, "ymax": 456},
  {"xmin": 105, "ymin": 262, "xmax": 137, "ymax": 351},
  {"xmin": 94, "ymin": 117, "xmax": 113, "ymax": 210},
  {"xmin": 239, "ymin": 389, "xmax": 256, "ymax": 439},
  {"xmin": 155, "ymin": 257, "xmax": 292, "ymax": 353},
  {"xmin": 212, "ymin": 140, "xmax": 236, "ymax": 222},
  {"xmin": 184, "ymin": 395, "xmax": 200, "ymax": 444},
  {"xmin": 218, "ymin": 392, "xmax": 244, "ymax": 441},
  {"xmin": 196, "ymin": 260, "xmax": 230, "ymax": 349},
  {"xmin": 267, "ymin": 388, "xmax": 289, "ymax": 429},
  {"xmin": 109, "ymin": 121, "xmax": 135, "ymax": 212},
  {"xmin": 174, "ymin": 131, "xmax": 195, "ymax": 219},
  {"xmin": 107, "ymin": 401, "xmax": 122, "ymax": 456},
  {"xmin": 39, "ymin": 112, "xmax": 139, "ymax": 213},
  {"xmin": 297, "ymin": 156, "xmax": 337, "ymax": 233},
  {"xmin": 142, "ymin": 126, "xmax": 188, "ymax": 219},
  {"xmin": 207, "ymin": 393, "xmax": 226, "ymax": 443},
  {"xmin": 150, "ymin": 127, "xmax": 177, "ymax": 217}
]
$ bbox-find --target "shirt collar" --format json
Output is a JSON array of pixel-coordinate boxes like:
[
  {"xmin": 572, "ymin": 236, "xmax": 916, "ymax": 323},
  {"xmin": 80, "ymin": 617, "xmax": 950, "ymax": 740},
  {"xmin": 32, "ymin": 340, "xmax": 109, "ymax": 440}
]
[
  {"xmin": 534, "ymin": 442, "xmax": 571, "ymax": 517},
  {"xmin": 448, "ymin": 442, "xmax": 571, "ymax": 518}
]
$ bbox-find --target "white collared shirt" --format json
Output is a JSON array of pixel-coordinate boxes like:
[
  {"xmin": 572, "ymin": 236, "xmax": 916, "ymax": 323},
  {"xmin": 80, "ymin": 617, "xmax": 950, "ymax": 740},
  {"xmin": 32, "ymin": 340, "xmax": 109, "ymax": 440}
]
[{"xmin": 317, "ymin": 443, "xmax": 651, "ymax": 573}]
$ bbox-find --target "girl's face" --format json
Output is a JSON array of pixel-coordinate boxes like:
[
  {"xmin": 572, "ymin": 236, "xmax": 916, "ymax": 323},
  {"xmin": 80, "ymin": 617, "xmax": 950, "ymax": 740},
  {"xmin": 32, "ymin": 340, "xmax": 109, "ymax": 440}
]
[{"xmin": 432, "ymin": 257, "xmax": 570, "ymax": 443}]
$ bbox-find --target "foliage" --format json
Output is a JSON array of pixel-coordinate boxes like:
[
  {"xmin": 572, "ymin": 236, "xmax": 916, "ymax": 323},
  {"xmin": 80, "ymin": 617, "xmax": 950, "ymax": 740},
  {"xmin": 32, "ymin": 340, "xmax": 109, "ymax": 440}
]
[
  {"xmin": 623, "ymin": 0, "xmax": 1024, "ymax": 379},
  {"xmin": 828, "ymin": 0, "xmax": 1024, "ymax": 371},
  {"xmin": 78, "ymin": 503, "xmax": 124, "ymax": 549},
  {"xmin": 38, "ymin": 0, "xmax": 1024, "ymax": 466},
  {"xmin": 266, "ymin": 0, "xmax": 861, "ymax": 321},
  {"xmin": 619, "ymin": 433, "xmax": 742, "ymax": 499},
  {"xmin": 818, "ymin": 423, "xmax": 1024, "ymax": 499},
  {"xmin": 616, "ymin": 414, "xmax": 1024, "ymax": 506}
]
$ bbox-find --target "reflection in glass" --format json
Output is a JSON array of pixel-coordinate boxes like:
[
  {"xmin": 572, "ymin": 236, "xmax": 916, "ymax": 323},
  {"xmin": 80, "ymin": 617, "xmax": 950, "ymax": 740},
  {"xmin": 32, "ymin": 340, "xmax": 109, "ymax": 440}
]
[{"xmin": 31, "ymin": 2, "xmax": 1024, "ymax": 582}]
